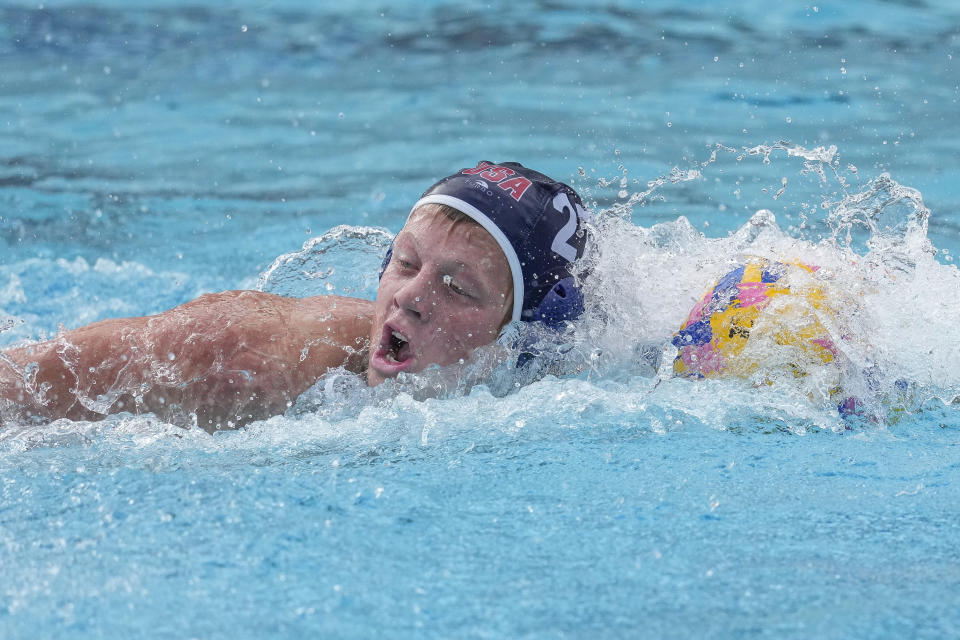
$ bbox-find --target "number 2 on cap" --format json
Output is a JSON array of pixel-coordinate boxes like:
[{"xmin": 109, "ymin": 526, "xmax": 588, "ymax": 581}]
[{"xmin": 550, "ymin": 193, "xmax": 587, "ymax": 262}]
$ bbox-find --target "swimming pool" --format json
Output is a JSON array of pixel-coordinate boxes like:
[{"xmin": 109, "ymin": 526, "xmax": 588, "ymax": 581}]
[{"xmin": 2, "ymin": 1, "xmax": 959, "ymax": 637}]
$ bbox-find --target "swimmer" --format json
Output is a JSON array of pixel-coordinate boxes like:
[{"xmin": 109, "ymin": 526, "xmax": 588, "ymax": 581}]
[{"xmin": 0, "ymin": 161, "xmax": 589, "ymax": 430}]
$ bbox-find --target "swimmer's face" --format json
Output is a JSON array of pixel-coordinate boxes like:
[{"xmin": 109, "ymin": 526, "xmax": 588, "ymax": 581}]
[{"xmin": 367, "ymin": 204, "xmax": 513, "ymax": 386}]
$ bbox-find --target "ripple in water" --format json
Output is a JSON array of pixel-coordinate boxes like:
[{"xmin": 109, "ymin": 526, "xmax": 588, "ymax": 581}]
[{"xmin": 2, "ymin": 144, "xmax": 959, "ymax": 448}]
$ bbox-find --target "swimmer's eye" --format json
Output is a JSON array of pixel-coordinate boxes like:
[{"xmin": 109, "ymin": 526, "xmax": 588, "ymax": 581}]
[
  {"xmin": 394, "ymin": 257, "xmax": 417, "ymax": 271},
  {"xmin": 442, "ymin": 274, "xmax": 471, "ymax": 297}
]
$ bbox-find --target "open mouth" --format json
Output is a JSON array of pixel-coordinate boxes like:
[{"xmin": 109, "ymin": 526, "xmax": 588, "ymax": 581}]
[
  {"xmin": 372, "ymin": 323, "xmax": 416, "ymax": 377},
  {"xmin": 385, "ymin": 329, "xmax": 412, "ymax": 364}
]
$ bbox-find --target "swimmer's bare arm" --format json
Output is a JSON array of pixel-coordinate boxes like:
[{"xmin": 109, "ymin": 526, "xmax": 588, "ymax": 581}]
[{"xmin": 0, "ymin": 291, "xmax": 373, "ymax": 428}]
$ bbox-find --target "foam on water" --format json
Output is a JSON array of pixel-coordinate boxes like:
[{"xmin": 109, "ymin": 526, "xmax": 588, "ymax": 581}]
[
  {"xmin": 570, "ymin": 146, "xmax": 960, "ymax": 425},
  {"xmin": 2, "ymin": 146, "xmax": 959, "ymax": 451},
  {"xmin": 0, "ymin": 149, "xmax": 960, "ymax": 637},
  {"xmin": 2, "ymin": 0, "xmax": 959, "ymax": 632}
]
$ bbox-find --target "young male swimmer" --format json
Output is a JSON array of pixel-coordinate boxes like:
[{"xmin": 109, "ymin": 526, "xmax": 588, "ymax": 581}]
[{"xmin": 0, "ymin": 161, "xmax": 589, "ymax": 430}]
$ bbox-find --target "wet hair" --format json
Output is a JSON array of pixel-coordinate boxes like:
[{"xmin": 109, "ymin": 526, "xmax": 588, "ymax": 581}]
[{"xmin": 431, "ymin": 202, "xmax": 476, "ymax": 225}]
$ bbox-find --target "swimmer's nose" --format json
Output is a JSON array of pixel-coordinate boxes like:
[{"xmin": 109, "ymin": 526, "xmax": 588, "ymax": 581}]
[{"xmin": 393, "ymin": 270, "xmax": 435, "ymax": 322}]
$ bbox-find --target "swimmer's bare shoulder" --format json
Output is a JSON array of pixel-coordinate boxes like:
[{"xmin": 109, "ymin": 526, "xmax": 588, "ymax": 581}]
[{"xmin": 0, "ymin": 290, "xmax": 373, "ymax": 429}]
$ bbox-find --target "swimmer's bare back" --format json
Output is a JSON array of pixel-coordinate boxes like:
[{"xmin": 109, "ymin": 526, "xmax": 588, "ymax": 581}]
[{"xmin": 0, "ymin": 291, "xmax": 373, "ymax": 430}]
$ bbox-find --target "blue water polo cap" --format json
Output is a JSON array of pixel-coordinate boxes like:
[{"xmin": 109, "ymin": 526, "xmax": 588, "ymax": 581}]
[{"xmin": 406, "ymin": 161, "xmax": 589, "ymax": 327}]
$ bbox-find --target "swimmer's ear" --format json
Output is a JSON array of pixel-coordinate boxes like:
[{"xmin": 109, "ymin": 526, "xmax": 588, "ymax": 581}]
[
  {"xmin": 378, "ymin": 244, "xmax": 394, "ymax": 280},
  {"xmin": 502, "ymin": 276, "xmax": 584, "ymax": 371},
  {"xmin": 528, "ymin": 277, "xmax": 584, "ymax": 329}
]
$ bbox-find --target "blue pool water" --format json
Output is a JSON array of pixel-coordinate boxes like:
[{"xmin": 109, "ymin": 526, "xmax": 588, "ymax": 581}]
[{"xmin": 2, "ymin": 1, "xmax": 960, "ymax": 637}]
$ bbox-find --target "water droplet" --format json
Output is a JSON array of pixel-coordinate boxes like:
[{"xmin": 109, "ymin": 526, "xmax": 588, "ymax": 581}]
[
  {"xmin": 167, "ymin": 352, "xmax": 175, "ymax": 360},
  {"xmin": 241, "ymin": 25, "xmax": 248, "ymax": 32},
  {"xmin": 785, "ymin": 116, "xmax": 792, "ymax": 123}
]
